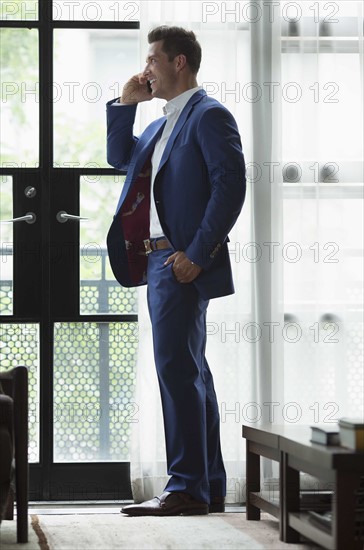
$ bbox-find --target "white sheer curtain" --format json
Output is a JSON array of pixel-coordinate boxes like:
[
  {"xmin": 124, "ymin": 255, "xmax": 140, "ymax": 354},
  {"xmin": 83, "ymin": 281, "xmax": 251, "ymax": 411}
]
[
  {"xmin": 129, "ymin": 1, "xmax": 364, "ymax": 504},
  {"xmin": 279, "ymin": 1, "xmax": 364, "ymax": 426}
]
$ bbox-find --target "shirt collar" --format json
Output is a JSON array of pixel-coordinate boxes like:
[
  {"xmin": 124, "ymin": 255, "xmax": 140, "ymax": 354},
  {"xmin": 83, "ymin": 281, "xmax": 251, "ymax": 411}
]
[{"xmin": 163, "ymin": 86, "xmax": 202, "ymax": 116}]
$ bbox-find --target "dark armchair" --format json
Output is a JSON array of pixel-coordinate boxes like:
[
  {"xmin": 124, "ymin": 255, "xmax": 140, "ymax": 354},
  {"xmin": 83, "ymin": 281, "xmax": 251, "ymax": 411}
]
[{"xmin": 0, "ymin": 366, "xmax": 28, "ymax": 543}]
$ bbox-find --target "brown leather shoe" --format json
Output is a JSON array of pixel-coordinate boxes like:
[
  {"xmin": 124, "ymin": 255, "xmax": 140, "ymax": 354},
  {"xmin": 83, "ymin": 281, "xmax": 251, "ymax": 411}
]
[
  {"xmin": 209, "ymin": 496, "xmax": 225, "ymax": 513},
  {"xmin": 121, "ymin": 491, "xmax": 208, "ymax": 516}
]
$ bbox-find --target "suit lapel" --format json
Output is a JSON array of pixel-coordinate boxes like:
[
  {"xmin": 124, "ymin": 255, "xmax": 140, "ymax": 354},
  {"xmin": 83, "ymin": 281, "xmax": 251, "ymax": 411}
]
[
  {"xmin": 157, "ymin": 89, "xmax": 206, "ymax": 176},
  {"xmin": 115, "ymin": 117, "xmax": 166, "ymax": 213},
  {"xmin": 132, "ymin": 117, "xmax": 167, "ymax": 181}
]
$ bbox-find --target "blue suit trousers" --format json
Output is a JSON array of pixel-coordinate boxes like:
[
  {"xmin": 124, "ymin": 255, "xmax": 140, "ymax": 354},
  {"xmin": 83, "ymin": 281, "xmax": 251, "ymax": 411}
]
[{"xmin": 146, "ymin": 248, "xmax": 226, "ymax": 504}]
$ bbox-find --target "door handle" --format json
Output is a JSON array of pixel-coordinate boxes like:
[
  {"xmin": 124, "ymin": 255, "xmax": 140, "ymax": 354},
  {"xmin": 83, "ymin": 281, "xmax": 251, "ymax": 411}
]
[
  {"xmin": 0, "ymin": 212, "xmax": 36, "ymax": 224},
  {"xmin": 56, "ymin": 211, "xmax": 89, "ymax": 223}
]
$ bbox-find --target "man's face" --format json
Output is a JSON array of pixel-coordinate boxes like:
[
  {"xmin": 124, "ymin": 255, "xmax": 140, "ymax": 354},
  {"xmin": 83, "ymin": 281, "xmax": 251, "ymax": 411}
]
[{"xmin": 143, "ymin": 40, "xmax": 178, "ymax": 101}]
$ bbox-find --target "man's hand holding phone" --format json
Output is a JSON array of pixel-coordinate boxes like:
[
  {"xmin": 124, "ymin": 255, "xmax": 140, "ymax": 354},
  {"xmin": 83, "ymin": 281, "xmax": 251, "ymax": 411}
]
[{"xmin": 119, "ymin": 74, "xmax": 153, "ymax": 105}]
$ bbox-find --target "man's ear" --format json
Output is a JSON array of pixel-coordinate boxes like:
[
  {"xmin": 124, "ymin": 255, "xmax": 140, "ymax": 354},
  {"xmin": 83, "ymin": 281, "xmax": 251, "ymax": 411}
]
[{"xmin": 175, "ymin": 54, "xmax": 187, "ymax": 72}]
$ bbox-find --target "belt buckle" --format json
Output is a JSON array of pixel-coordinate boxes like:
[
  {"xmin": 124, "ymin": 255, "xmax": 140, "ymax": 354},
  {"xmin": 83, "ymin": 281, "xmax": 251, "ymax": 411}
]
[{"xmin": 143, "ymin": 239, "xmax": 152, "ymax": 255}]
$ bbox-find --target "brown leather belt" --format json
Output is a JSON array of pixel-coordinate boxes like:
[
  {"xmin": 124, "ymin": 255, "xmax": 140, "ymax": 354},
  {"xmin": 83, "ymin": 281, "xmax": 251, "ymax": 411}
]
[{"xmin": 143, "ymin": 238, "xmax": 172, "ymax": 255}]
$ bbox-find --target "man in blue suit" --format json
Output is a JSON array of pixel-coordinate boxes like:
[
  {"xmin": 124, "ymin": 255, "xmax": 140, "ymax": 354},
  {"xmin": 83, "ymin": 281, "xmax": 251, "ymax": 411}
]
[{"xmin": 107, "ymin": 26, "xmax": 246, "ymax": 516}]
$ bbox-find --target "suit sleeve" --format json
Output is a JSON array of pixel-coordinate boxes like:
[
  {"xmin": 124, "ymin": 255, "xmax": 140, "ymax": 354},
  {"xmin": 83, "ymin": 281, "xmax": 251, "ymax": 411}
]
[
  {"xmin": 184, "ymin": 106, "xmax": 246, "ymax": 270},
  {"xmin": 106, "ymin": 99, "xmax": 139, "ymax": 171}
]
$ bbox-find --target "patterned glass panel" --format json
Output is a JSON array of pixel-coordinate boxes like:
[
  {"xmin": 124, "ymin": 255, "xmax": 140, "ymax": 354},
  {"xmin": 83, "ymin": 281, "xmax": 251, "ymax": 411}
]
[
  {"xmin": 0, "ymin": 176, "xmax": 13, "ymax": 315},
  {"xmin": 0, "ymin": 324, "xmax": 40, "ymax": 462},
  {"xmin": 345, "ymin": 319, "xmax": 364, "ymax": 415},
  {"xmin": 53, "ymin": 322, "xmax": 138, "ymax": 462}
]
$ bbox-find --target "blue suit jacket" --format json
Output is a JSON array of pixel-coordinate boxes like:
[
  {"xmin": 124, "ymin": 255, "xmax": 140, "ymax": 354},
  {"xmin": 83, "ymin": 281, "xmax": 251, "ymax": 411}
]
[{"xmin": 106, "ymin": 89, "xmax": 246, "ymax": 300}]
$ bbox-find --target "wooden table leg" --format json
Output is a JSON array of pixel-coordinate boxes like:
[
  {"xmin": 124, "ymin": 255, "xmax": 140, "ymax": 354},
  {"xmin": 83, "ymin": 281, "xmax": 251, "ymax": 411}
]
[
  {"xmin": 334, "ymin": 471, "xmax": 363, "ymax": 550},
  {"xmin": 246, "ymin": 440, "xmax": 260, "ymax": 520},
  {"xmin": 281, "ymin": 451, "xmax": 300, "ymax": 543}
]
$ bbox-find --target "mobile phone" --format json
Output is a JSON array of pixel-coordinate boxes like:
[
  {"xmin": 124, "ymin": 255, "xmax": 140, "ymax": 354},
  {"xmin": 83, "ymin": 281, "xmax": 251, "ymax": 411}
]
[{"xmin": 147, "ymin": 80, "xmax": 152, "ymax": 94}]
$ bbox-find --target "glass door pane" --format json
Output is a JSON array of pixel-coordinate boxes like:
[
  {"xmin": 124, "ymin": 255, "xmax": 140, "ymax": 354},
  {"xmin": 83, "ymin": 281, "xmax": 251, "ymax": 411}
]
[
  {"xmin": 0, "ymin": 28, "xmax": 39, "ymax": 166},
  {"xmin": 80, "ymin": 175, "xmax": 137, "ymax": 315},
  {"xmin": 53, "ymin": 29, "xmax": 139, "ymax": 167},
  {"xmin": 0, "ymin": 1, "xmax": 38, "ymax": 20},
  {"xmin": 0, "ymin": 176, "xmax": 13, "ymax": 314}
]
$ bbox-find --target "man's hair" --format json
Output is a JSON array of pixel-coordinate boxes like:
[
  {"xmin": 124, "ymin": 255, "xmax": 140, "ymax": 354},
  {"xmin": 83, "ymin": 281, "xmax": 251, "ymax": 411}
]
[{"xmin": 148, "ymin": 26, "xmax": 202, "ymax": 75}]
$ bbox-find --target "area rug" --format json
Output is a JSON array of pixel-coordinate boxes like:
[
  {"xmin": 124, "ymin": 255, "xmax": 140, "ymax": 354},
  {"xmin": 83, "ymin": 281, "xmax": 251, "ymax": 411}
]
[
  {"xmin": 0, "ymin": 516, "xmax": 42, "ymax": 550},
  {"xmin": 1, "ymin": 513, "xmax": 316, "ymax": 549}
]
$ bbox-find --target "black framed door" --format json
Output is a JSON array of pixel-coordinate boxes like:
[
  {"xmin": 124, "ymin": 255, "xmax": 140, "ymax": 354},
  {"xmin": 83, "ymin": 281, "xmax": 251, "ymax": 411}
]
[{"xmin": 0, "ymin": 0, "xmax": 140, "ymax": 500}]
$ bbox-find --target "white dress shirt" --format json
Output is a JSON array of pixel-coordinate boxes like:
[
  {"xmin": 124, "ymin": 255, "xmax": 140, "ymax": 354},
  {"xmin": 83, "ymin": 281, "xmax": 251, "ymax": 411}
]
[{"xmin": 149, "ymin": 86, "xmax": 202, "ymax": 238}]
